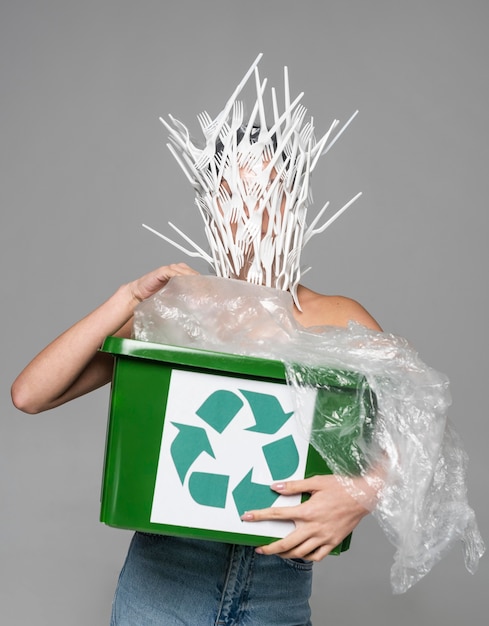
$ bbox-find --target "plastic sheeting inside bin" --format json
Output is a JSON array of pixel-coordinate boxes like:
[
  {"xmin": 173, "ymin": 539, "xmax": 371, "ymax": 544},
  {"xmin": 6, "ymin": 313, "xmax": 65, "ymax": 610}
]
[{"xmin": 132, "ymin": 274, "xmax": 485, "ymax": 593}]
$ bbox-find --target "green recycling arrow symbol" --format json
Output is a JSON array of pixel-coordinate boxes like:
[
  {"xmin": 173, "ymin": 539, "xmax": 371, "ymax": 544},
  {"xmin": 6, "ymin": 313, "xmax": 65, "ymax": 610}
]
[
  {"xmin": 232, "ymin": 469, "xmax": 280, "ymax": 516},
  {"xmin": 262, "ymin": 435, "xmax": 299, "ymax": 480},
  {"xmin": 170, "ymin": 423, "xmax": 215, "ymax": 483},
  {"xmin": 196, "ymin": 390, "xmax": 243, "ymax": 433},
  {"xmin": 168, "ymin": 386, "xmax": 300, "ymax": 516},
  {"xmin": 240, "ymin": 390, "xmax": 294, "ymax": 434},
  {"xmin": 188, "ymin": 471, "xmax": 229, "ymax": 508}
]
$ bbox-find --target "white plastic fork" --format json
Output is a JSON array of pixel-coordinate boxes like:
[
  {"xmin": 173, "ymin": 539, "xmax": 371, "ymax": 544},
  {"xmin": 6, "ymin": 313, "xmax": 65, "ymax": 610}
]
[
  {"xmin": 299, "ymin": 120, "xmax": 314, "ymax": 149},
  {"xmin": 215, "ymin": 100, "xmax": 244, "ymax": 186},
  {"xmin": 291, "ymin": 104, "xmax": 307, "ymax": 132},
  {"xmin": 167, "ymin": 114, "xmax": 201, "ymax": 159},
  {"xmin": 197, "ymin": 111, "xmax": 215, "ymax": 135},
  {"xmin": 260, "ymin": 235, "xmax": 275, "ymax": 287},
  {"xmin": 240, "ymin": 209, "xmax": 263, "ymax": 244},
  {"xmin": 142, "ymin": 223, "xmax": 213, "ymax": 264},
  {"xmin": 246, "ymin": 253, "xmax": 263, "ymax": 286},
  {"xmin": 303, "ymin": 192, "xmax": 362, "ymax": 244}
]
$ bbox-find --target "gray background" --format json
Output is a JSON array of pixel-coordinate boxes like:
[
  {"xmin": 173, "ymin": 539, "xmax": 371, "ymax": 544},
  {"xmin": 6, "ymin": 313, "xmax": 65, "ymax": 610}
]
[{"xmin": 1, "ymin": 1, "xmax": 487, "ymax": 624}]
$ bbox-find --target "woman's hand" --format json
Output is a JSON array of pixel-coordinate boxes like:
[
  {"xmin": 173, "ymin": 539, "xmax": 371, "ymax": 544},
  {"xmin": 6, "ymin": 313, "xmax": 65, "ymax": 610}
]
[
  {"xmin": 241, "ymin": 475, "xmax": 373, "ymax": 562},
  {"xmin": 128, "ymin": 263, "xmax": 199, "ymax": 303}
]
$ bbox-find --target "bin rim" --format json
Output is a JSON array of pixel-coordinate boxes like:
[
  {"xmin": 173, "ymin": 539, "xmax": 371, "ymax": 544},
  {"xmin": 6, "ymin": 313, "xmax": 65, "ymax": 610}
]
[{"xmin": 100, "ymin": 336, "xmax": 367, "ymax": 389}]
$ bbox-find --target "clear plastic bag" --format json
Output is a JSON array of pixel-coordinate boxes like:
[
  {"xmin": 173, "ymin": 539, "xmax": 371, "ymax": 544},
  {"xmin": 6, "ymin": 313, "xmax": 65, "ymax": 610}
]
[
  {"xmin": 133, "ymin": 275, "xmax": 485, "ymax": 593},
  {"xmin": 133, "ymin": 274, "xmax": 298, "ymax": 350},
  {"xmin": 281, "ymin": 326, "xmax": 485, "ymax": 593}
]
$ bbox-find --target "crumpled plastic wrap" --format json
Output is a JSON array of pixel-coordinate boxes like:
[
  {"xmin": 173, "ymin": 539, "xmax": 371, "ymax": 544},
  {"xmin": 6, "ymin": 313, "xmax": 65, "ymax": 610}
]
[
  {"xmin": 133, "ymin": 274, "xmax": 299, "ymax": 349},
  {"xmin": 133, "ymin": 274, "xmax": 485, "ymax": 593}
]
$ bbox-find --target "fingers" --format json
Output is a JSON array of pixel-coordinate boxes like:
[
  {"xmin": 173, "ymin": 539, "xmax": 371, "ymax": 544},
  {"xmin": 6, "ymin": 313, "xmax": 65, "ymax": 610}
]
[
  {"xmin": 150, "ymin": 262, "xmax": 199, "ymax": 283},
  {"xmin": 131, "ymin": 263, "xmax": 199, "ymax": 302},
  {"xmin": 163, "ymin": 262, "xmax": 199, "ymax": 275},
  {"xmin": 240, "ymin": 474, "xmax": 361, "ymax": 563},
  {"xmin": 240, "ymin": 500, "xmax": 317, "ymax": 553},
  {"xmin": 269, "ymin": 475, "xmax": 330, "ymax": 496},
  {"xmin": 241, "ymin": 504, "xmax": 298, "ymax": 523},
  {"xmin": 255, "ymin": 528, "xmax": 335, "ymax": 562},
  {"xmin": 275, "ymin": 542, "xmax": 334, "ymax": 562},
  {"xmin": 239, "ymin": 476, "xmax": 331, "ymax": 523}
]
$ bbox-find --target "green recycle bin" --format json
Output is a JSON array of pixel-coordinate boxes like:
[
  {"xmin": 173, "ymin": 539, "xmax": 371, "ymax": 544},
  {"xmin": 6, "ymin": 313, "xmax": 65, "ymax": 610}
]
[{"xmin": 99, "ymin": 336, "xmax": 375, "ymax": 555}]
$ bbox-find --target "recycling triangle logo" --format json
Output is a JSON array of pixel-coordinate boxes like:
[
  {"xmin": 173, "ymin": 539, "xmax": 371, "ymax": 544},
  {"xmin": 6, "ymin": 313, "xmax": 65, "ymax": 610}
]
[
  {"xmin": 170, "ymin": 388, "xmax": 299, "ymax": 516},
  {"xmin": 150, "ymin": 369, "xmax": 312, "ymax": 534}
]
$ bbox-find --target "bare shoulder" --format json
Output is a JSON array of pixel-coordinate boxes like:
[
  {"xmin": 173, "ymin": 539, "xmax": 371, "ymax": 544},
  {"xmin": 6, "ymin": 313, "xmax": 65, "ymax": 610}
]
[{"xmin": 294, "ymin": 285, "xmax": 382, "ymax": 331}]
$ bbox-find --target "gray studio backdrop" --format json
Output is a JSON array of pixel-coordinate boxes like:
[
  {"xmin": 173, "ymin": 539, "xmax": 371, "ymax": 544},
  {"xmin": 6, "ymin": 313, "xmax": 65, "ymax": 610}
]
[{"xmin": 1, "ymin": 1, "xmax": 487, "ymax": 625}]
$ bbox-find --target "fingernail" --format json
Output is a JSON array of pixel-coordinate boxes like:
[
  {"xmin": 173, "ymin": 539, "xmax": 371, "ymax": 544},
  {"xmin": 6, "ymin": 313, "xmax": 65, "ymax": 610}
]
[
  {"xmin": 241, "ymin": 512, "xmax": 253, "ymax": 521},
  {"xmin": 272, "ymin": 482, "xmax": 285, "ymax": 491},
  {"xmin": 255, "ymin": 547, "xmax": 264, "ymax": 554}
]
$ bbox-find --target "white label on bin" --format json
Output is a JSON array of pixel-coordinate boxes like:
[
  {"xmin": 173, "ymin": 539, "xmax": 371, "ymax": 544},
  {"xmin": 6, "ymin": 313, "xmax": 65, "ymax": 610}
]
[{"xmin": 150, "ymin": 369, "xmax": 316, "ymax": 538}]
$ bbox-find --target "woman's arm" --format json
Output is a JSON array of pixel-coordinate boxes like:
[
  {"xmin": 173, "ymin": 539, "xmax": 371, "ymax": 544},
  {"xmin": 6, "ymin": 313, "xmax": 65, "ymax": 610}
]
[{"xmin": 11, "ymin": 263, "xmax": 198, "ymax": 414}]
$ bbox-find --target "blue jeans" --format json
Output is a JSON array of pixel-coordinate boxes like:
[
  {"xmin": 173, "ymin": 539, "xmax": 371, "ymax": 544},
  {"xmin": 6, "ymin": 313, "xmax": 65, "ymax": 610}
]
[{"xmin": 111, "ymin": 533, "xmax": 313, "ymax": 625}]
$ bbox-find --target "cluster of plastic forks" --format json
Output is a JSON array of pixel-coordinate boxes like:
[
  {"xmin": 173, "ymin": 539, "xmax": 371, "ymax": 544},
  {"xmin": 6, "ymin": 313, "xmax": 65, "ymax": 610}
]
[{"xmin": 145, "ymin": 53, "xmax": 361, "ymax": 309}]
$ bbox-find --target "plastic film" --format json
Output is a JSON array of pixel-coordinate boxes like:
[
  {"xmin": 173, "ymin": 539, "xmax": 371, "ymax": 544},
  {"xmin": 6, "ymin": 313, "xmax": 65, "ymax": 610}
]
[
  {"xmin": 133, "ymin": 274, "xmax": 298, "ymax": 350},
  {"xmin": 282, "ymin": 327, "xmax": 485, "ymax": 593},
  {"xmin": 132, "ymin": 275, "xmax": 485, "ymax": 593}
]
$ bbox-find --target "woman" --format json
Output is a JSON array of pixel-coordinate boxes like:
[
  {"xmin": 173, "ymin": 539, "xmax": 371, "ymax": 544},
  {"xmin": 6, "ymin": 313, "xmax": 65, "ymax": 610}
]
[
  {"xmin": 12, "ymin": 51, "xmax": 389, "ymax": 625},
  {"xmin": 11, "ymin": 262, "xmax": 381, "ymax": 625}
]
